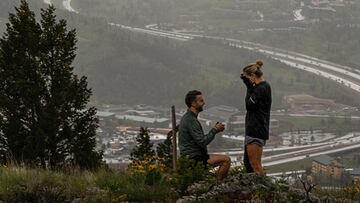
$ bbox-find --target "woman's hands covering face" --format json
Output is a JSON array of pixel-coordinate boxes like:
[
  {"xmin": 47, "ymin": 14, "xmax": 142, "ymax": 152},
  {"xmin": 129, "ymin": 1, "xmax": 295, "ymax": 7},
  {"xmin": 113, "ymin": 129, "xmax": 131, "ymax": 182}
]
[{"xmin": 242, "ymin": 72, "xmax": 255, "ymax": 84}]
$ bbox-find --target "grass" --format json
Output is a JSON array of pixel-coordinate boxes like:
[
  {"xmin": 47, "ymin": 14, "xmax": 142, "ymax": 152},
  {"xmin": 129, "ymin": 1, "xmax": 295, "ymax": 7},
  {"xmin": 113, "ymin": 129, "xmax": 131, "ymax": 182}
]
[
  {"xmin": 0, "ymin": 163, "xmax": 359, "ymax": 202},
  {"xmin": 0, "ymin": 166, "xmax": 177, "ymax": 202},
  {"xmin": 0, "ymin": 166, "xmax": 94, "ymax": 202}
]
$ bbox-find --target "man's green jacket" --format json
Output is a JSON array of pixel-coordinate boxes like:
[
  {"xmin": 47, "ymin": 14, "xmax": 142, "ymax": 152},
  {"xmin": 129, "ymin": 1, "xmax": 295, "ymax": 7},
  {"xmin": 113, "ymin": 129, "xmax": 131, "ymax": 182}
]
[{"xmin": 178, "ymin": 110, "xmax": 219, "ymax": 159}]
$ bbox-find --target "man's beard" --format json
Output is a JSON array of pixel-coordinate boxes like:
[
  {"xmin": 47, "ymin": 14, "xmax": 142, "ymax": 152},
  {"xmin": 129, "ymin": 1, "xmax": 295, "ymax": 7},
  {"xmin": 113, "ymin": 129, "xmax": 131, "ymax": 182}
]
[{"xmin": 196, "ymin": 106, "xmax": 204, "ymax": 112}]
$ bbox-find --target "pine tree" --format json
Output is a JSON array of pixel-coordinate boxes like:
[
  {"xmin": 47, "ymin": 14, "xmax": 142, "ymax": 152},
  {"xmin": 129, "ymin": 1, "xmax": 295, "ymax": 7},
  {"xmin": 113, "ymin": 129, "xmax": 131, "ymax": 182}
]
[
  {"xmin": 130, "ymin": 127, "xmax": 155, "ymax": 161},
  {"xmin": 156, "ymin": 136, "xmax": 173, "ymax": 169},
  {"xmin": 156, "ymin": 126, "xmax": 177, "ymax": 169},
  {"xmin": 0, "ymin": 1, "xmax": 102, "ymax": 169},
  {"xmin": 0, "ymin": 0, "xmax": 43, "ymax": 166}
]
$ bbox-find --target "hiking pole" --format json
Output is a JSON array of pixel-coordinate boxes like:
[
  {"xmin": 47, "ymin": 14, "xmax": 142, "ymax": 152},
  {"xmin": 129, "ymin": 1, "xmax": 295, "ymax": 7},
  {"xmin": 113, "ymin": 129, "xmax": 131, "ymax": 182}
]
[{"xmin": 171, "ymin": 105, "xmax": 177, "ymax": 170}]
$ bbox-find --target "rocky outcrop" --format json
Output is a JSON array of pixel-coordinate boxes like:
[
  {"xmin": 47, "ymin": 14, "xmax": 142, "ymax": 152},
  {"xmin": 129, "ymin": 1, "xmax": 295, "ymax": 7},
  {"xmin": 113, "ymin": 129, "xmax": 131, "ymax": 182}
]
[{"xmin": 178, "ymin": 173, "xmax": 358, "ymax": 203}]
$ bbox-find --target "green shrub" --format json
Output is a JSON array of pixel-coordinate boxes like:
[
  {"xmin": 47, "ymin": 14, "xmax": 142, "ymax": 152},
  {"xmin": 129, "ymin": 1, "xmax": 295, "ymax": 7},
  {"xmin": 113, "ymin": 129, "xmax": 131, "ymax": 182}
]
[
  {"xmin": 228, "ymin": 165, "xmax": 246, "ymax": 176},
  {"xmin": 145, "ymin": 170, "xmax": 163, "ymax": 186},
  {"xmin": 171, "ymin": 156, "xmax": 214, "ymax": 195}
]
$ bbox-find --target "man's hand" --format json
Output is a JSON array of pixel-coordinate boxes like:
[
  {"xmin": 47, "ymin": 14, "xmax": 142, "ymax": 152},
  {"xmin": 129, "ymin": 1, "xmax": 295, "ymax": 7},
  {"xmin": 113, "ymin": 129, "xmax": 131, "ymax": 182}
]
[{"xmin": 215, "ymin": 122, "xmax": 225, "ymax": 132}]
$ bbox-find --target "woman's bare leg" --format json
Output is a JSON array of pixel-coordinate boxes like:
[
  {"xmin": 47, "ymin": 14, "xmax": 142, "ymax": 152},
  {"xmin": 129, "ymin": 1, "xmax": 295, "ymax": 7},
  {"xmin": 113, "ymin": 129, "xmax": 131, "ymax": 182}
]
[{"xmin": 246, "ymin": 144, "xmax": 264, "ymax": 175}]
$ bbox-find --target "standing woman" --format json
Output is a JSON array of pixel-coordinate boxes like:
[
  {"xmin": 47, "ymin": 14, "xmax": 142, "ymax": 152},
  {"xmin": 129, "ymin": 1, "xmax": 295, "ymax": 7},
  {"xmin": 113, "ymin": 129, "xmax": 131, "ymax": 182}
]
[{"xmin": 240, "ymin": 61, "xmax": 272, "ymax": 175}]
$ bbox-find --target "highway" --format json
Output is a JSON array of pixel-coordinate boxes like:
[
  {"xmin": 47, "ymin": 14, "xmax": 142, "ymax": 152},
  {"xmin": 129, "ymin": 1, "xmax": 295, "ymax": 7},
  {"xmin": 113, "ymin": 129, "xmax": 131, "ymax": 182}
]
[
  {"xmin": 62, "ymin": 0, "xmax": 78, "ymax": 13},
  {"xmin": 220, "ymin": 132, "xmax": 360, "ymax": 167},
  {"xmin": 43, "ymin": 0, "xmax": 51, "ymax": 5},
  {"xmin": 42, "ymin": 0, "xmax": 360, "ymax": 96},
  {"xmin": 109, "ymin": 23, "xmax": 360, "ymax": 95}
]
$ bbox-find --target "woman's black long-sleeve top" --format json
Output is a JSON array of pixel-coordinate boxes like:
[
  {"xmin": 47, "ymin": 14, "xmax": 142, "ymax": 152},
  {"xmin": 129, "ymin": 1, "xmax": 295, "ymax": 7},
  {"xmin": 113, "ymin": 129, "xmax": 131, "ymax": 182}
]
[{"xmin": 240, "ymin": 75, "xmax": 272, "ymax": 140}]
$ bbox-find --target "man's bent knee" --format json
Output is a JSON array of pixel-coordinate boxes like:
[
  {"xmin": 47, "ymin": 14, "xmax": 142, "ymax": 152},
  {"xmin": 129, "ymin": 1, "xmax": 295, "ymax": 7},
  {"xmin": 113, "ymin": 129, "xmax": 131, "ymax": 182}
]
[
  {"xmin": 218, "ymin": 155, "xmax": 231, "ymax": 165},
  {"xmin": 207, "ymin": 154, "xmax": 231, "ymax": 166},
  {"xmin": 224, "ymin": 156, "xmax": 231, "ymax": 164}
]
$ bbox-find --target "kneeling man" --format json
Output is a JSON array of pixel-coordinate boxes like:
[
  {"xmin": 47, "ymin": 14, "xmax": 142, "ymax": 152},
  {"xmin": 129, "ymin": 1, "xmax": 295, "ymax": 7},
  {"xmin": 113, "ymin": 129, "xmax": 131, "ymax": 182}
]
[{"xmin": 178, "ymin": 90, "xmax": 231, "ymax": 181}]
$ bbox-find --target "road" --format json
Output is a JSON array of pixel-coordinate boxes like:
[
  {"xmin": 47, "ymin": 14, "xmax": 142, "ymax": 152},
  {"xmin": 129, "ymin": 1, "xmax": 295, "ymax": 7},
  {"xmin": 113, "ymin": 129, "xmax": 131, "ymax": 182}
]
[
  {"xmin": 220, "ymin": 132, "xmax": 360, "ymax": 167},
  {"xmin": 226, "ymin": 42, "xmax": 360, "ymax": 93},
  {"xmin": 42, "ymin": 0, "xmax": 360, "ymax": 95},
  {"xmin": 109, "ymin": 23, "xmax": 360, "ymax": 95},
  {"xmin": 62, "ymin": 0, "xmax": 78, "ymax": 13},
  {"xmin": 271, "ymin": 113, "xmax": 360, "ymax": 119},
  {"xmin": 43, "ymin": 0, "xmax": 51, "ymax": 5},
  {"xmin": 42, "ymin": 0, "xmax": 78, "ymax": 14}
]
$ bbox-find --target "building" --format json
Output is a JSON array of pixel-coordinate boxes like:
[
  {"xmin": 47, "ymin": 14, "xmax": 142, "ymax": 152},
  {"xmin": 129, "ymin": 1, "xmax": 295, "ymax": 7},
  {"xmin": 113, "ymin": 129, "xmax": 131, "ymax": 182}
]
[
  {"xmin": 125, "ymin": 110, "xmax": 161, "ymax": 118},
  {"xmin": 115, "ymin": 115, "xmax": 169, "ymax": 128},
  {"xmin": 133, "ymin": 104, "xmax": 171, "ymax": 118},
  {"xmin": 104, "ymin": 158, "xmax": 130, "ymax": 171},
  {"xmin": 311, "ymin": 155, "xmax": 344, "ymax": 178},
  {"xmin": 311, "ymin": 0, "xmax": 330, "ymax": 6},
  {"xmin": 200, "ymin": 105, "xmax": 240, "ymax": 126},
  {"xmin": 102, "ymin": 104, "xmax": 133, "ymax": 114},
  {"xmin": 349, "ymin": 168, "xmax": 360, "ymax": 183},
  {"xmin": 311, "ymin": 0, "xmax": 344, "ymax": 6},
  {"xmin": 283, "ymin": 94, "xmax": 356, "ymax": 113},
  {"xmin": 96, "ymin": 111, "xmax": 117, "ymax": 136},
  {"xmin": 96, "ymin": 111, "xmax": 116, "ymax": 121},
  {"xmin": 229, "ymin": 115, "xmax": 279, "ymax": 132}
]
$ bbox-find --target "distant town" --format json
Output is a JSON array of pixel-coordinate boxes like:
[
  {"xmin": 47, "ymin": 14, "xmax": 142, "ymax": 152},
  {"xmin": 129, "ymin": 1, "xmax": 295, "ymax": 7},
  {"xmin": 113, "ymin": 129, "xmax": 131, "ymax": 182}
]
[{"xmin": 95, "ymin": 94, "xmax": 360, "ymax": 176}]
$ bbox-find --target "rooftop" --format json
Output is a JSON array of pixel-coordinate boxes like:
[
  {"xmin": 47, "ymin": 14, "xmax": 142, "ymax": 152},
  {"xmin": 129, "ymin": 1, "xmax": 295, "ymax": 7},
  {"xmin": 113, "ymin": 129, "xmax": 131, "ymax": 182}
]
[
  {"xmin": 350, "ymin": 168, "xmax": 360, "ymax": 176},
  {"xmin": 284, "ymin": 94, "xmax": 335, "ymax": 104},
  {"xmin": 96, "ymin": 111, "xmax": 116, "ymax": 118},
  {"xmin": 312, "ymin": 154, "xmax": 335, "ymax": 165},
  {"xmin": 115, "ymin": 115, "xmax": 169, "ymax": 124},
  {"xmin": 202, "ymin": 105, "xmax": 240, "ymax": 120}
]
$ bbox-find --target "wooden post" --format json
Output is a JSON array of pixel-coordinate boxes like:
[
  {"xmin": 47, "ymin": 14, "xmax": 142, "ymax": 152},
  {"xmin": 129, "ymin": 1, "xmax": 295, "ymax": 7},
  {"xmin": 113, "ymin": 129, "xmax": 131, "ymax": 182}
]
[{"xmin": 171, "ymin": 106, "xmax": 177, "ymax": 170}]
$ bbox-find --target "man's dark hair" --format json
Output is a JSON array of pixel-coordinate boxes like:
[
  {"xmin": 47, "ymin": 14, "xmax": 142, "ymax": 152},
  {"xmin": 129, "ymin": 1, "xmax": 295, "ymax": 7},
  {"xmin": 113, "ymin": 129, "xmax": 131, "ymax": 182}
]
[{"xmin": 185, "ymin": 90, "xmax": 202, "ymax": 108}]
